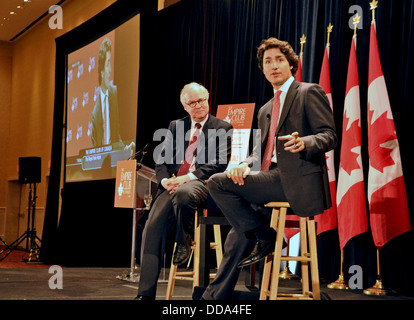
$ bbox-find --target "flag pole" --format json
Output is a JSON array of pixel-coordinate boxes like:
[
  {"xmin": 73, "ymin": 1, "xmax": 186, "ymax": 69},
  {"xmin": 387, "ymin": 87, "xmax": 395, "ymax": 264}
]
[{"xmin": 362, "ymin": 0, "xmax": 389, "ymax": 297}]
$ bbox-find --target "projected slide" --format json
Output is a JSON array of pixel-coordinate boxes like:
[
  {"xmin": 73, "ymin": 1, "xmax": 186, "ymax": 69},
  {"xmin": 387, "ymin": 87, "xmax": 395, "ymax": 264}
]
[{"xmin": 65, "ymin": 14, "xmax": 140, "ymax": 182}]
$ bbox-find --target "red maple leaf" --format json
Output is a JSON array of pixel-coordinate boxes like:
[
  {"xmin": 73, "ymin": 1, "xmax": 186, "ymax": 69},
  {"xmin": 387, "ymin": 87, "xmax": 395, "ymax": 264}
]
[
  {"xmin": 340, "ymin": 117, "xmax": 361, "ymax": 175},
  {"xmin": 368, "ymin": 108, "xmax": 397, "ymax": 173}
]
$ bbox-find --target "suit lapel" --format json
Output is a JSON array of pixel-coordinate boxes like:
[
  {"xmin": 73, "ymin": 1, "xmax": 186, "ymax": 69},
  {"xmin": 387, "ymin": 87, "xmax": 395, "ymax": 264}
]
[
  {"xmin": 196, "ymin": 114, "xmax": 213, "ymax": 158},
  {"xmin": 261, "ymin": 100, "xmax": 273, "ymax": 144},
  {"xmin": 277, "ymin": 80, "xmax": 300, "ymax": 133},
  {"xmin": 183, "ymin": 116, "xmax": 192, "ymax": 151}
]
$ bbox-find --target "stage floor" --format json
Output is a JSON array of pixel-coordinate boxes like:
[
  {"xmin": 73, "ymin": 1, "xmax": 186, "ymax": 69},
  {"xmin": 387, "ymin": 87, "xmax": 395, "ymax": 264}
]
[{"xmin": 0, "ymin": 266, "xmax": 413, "ymax": 301}]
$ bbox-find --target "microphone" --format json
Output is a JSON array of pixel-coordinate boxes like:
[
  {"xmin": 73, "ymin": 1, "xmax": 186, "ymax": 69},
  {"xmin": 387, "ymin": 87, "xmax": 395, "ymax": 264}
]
[{"xmin": 129, "ymin": 142, "xmax": 150, "ymax": 160}]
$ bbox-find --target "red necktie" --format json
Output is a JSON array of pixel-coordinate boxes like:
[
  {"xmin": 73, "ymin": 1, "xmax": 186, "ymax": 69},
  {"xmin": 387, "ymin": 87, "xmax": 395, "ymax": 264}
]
[
  {"xmin": 261, "ymin": 91, "xmax": 282, "ymax": 171},
  {"xmin": 177, "ymin": 123, "xmax": 202, "ymax": 176}
]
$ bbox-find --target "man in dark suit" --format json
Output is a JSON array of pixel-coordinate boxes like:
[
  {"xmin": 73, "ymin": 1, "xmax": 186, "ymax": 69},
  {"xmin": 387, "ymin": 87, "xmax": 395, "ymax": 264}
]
[
  {"xmin": 136, "ymin": 82, "xmax": 233, "ymax": 300},
  {"xmin": 91, "ymin": 37, "xmax": 122, "ymax": 148},
  {"xmin": 201, "ymin": 37, "xmax": 337, "ymax": 300}
]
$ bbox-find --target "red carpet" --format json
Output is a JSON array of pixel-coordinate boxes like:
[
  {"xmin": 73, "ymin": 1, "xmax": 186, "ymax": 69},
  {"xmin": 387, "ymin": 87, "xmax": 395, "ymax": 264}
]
[{"xmin": 0, "ymin": 246, "xmax": 49, "ymax": 269}]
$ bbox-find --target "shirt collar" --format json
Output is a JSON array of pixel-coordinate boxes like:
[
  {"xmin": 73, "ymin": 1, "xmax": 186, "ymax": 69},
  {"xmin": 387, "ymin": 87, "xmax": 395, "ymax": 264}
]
[
  {"xmin": 100, "ymin": 87, "xmax": 109, "ymax": 100},
  {"xmin": 191, "ymin": 114, "xmax": 209, "ymax": 129},
  {"xmin": 273, "ymin": 76, "xmax": 295, "ymax": 95}
]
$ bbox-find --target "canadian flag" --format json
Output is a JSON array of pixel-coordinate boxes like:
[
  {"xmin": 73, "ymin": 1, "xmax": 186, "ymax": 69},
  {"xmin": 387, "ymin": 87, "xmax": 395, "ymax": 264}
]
[
  {"xmin": 336, "ymin": 35, "xmax": 368, "ymax": 250},
  {"xmin": 315, "ymin": 44, "xmax": 338, "ymax": 235},
  {"xmin": 367, "ymin": 21, "xmax": 411, "ymax": 249},
  {"xmin": 296, "ymin": 51, "xmax": 303, "ymax": 82}
]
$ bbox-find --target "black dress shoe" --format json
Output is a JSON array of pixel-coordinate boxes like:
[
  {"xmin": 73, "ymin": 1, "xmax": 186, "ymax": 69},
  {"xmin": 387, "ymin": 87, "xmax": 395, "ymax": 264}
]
[
  {"xmin": 134, "ymin": 295, "xmax": 155, "ymax": 300},
  {"xmin": 173, "ymin": 239, "xmax": 191, "ymax": 266},
  {"xmin": 238, "ymin": 229, "xmax": 287, "ymax": 268},
  {"xmin": 237, "ymin": 229, "xmax": 286, "ymax": 268},
  {"xmin": 237, "ymin": 238, "xmax": 275, "ymax": 268}
]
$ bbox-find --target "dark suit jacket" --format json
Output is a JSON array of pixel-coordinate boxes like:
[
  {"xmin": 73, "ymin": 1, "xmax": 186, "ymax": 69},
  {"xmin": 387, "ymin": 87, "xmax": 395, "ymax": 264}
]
[
  {"xmin": 244, "ymin": 80, "xmax": 337, "ymax": 217},
  {"xmin": 154, "ymin": 114, "xmax": 233, "ymax": 190},
  {"xmin": 91, "ymin": 84, "xmax": 122, "ymax": 147}
]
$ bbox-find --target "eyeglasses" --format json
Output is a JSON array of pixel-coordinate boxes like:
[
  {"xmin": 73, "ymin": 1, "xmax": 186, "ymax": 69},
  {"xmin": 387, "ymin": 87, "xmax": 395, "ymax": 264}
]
[{"xmin": 187, "ymin": 98, "xmax": 207, "ymax": 108}]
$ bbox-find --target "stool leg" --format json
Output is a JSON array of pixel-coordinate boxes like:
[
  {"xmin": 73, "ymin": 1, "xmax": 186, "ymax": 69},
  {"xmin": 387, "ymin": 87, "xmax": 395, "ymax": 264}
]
[
  {"xmin": 269, "ymin": 207, "xmax": 287, "ymax": 300},
  {"xmin": 166, "ymin": 243, "xmax": 178, "ymax": 300},
  {"xmin": 260, "ymin": 207, "xmax": 280, "ymax": 300},
  {"xmin": 193, "ymin": 211, "xmax": 201, "ymax": 288},
  {"xmin": 299, "ymin": 217, "xmax": 310, "ymax": 296},
  {"xmin": 213, "ymin": 225, "xmax": 223, "ymax": 267},
  {"xmin": 307, "ymin": 217, "xmax": 320, "ymax": 300}
]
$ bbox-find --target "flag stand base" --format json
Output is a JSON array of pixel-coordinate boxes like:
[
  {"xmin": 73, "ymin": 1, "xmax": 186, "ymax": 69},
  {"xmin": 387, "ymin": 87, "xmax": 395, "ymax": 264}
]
[
  {"xmin": 363, "ymin": 279, "xmax": 388, "ymax": 296},
  {"xmin": 279, "ymin": 266, "xmax": 298, "ymax": 280},
  {"xmin": 327, "ymin": 275, "xmax": 349, "ymax": 290},
  {"xmin": 327, "ymin": 250, "xmax": 348, "ymax": 290},
  {"xmin": 364, "ymin": 249, "xmax": 389, "ymax": 296}
]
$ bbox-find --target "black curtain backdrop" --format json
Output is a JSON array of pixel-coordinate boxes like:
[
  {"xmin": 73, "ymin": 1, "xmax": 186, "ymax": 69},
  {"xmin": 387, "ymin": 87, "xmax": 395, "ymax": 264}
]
[{"xmin": 42, "ymin": 0, "xmax": 414, "ymax": 296}]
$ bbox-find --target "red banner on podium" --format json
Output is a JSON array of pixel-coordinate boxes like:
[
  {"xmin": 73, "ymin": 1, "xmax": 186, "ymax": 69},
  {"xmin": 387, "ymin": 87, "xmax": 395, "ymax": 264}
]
[
  {"xmin": 114, "ymin": 160, "xmax": 136, "ymax": 208},
  {"xmin": 216, "ymin": 103, "xmax": 255, "ymax": 169}
]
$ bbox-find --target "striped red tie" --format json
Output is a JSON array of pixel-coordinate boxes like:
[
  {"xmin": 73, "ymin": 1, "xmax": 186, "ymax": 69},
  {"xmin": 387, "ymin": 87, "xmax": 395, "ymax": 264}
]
[
  {"xmin": 260, "ymin": 91, "xmax": 281, "ymax": 171},
  {"xmin": 177, "ymin": 123, "xmax": 202, "ymax": 176}
]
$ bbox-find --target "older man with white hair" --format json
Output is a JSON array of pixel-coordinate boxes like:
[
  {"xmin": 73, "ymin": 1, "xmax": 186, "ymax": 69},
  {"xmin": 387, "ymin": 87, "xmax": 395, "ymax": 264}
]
[{"xmin": 136, "ymin": 82, "xmax": 233, "ymax": 300}]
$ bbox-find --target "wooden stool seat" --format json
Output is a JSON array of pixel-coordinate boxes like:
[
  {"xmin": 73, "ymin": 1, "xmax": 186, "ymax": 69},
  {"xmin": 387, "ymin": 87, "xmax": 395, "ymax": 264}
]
[
  {"xmin": 165, "ymin": 209, "xmax": 223, "ymax": 300},
  {"xmin": 260, "ymin": 202, "xmax": 320, "ymax": 300}
]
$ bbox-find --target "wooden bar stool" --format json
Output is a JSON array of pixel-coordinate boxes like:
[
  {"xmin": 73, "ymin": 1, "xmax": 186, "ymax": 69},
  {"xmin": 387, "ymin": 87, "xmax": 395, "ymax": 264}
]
[
  {"xmin": 165, "ymin": 209, "xmax": 223, "ymax": 300},
  {"xmin": 260, "ymin": 202, "xmax": 320, "ymax": 300}
]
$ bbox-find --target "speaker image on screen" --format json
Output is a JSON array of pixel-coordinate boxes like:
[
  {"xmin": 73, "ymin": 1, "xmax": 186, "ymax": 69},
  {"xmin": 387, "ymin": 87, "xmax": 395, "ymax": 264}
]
[{"xmin": 19, "ymin": 157, "xmax": 41, "ymax": 184}]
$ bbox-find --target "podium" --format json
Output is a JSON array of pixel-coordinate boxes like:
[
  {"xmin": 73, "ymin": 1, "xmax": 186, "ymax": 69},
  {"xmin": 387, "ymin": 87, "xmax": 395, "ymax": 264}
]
[{"xmin": 115, "ymin": 160, "xmax": 157, "ymax": 282}]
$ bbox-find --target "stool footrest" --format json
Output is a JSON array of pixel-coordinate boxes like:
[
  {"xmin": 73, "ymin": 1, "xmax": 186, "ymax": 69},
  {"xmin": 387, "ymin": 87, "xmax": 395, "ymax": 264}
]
[
  {"xmin": 174, "ymin": 276, "xmax": 194, "ymax": 281},
  {"xmin": 281, "ymin": 256, "xmax": 311, "ymax": 262},
  {"xmin": 274, "ymin": 293, "xmax": 314, "ymax": 300},
  {"xmin": 175, "ymin": 271, "xmax": 194, "ymax": 276}
]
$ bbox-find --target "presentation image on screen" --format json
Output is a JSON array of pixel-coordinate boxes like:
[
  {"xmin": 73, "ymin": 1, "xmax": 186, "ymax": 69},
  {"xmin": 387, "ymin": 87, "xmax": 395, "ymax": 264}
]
[{"xmin": 65, "ymin": 14, "xmax": 140, "ymax": 183}]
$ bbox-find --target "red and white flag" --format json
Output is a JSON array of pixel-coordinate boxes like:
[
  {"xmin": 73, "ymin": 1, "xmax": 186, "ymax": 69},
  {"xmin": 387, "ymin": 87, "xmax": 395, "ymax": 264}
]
[
  {"xmin": 336, "ymin": 35, "xmax": 368, "ymax": 250},
  {"xmin": 315, "ymin": 44, "xmax": 338, "ymax": 235},
  {"xmin": 367, "ymin": 21, "xmax": 411, "ymax": 249},
  {"xmin": 296, "ymin": 52, "xmax": 303, "ymax": 82}
]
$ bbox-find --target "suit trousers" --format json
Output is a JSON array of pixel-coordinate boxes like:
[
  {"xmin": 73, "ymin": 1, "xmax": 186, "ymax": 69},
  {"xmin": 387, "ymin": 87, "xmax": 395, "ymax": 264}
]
[
  {"xmin": 207, "ymin": 166, "xmax": 287, "ymax": 234},
  {"xmin": 202, "ymin": 166, "xmax": 287, "ymax": 300},
  {"xmin": 138, "ymin": 179, "xmax": 208, "ymax": 298}
]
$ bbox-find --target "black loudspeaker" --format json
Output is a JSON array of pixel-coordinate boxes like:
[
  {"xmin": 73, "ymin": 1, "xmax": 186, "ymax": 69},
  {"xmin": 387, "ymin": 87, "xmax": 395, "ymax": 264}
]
[{"xmin": 19, "ymin": 157, "xmax": 41, "ymax": 184}]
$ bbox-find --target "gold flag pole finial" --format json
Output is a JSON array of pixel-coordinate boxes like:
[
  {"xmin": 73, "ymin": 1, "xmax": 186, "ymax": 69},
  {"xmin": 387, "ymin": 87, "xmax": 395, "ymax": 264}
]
[
  {"xmin": 327, "ymin": 23, "xmax": 333, "ymax": 45},
  {"xmin": 370, "ymin": 0, "xmax": 378, "ymax": 22},
  {"xmin": 300, "ymin": 34, "xmax": 307, "ymax": 53},
  {"xmin": 353, "ymin": 13, "xmax": 361, "ymax": 35}
]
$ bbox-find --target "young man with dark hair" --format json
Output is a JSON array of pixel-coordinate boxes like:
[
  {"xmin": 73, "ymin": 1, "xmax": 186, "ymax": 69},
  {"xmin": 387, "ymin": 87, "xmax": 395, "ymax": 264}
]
[{"xmin": 201, "ymin": 37, "xmax": 337, "ymax": 300}]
